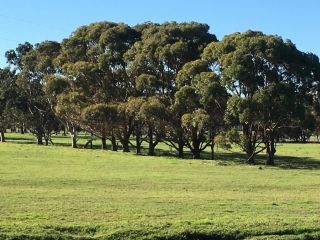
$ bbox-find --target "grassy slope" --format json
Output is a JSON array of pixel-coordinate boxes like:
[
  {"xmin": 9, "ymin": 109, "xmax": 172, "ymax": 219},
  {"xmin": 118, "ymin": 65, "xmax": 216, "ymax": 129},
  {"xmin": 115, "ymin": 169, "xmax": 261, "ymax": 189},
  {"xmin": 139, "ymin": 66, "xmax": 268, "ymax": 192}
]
[{"xmin": 0, "ymin": 134, "xmax": 319, "ymax": 239}]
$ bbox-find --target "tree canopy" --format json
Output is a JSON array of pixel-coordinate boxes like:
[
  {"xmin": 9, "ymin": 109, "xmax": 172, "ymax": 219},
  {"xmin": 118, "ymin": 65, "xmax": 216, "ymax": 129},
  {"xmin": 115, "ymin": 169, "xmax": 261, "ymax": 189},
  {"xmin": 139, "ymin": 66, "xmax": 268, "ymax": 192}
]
[{"xmin": 1, "ymin": 22, "xmax": 319, "ymax": 164}]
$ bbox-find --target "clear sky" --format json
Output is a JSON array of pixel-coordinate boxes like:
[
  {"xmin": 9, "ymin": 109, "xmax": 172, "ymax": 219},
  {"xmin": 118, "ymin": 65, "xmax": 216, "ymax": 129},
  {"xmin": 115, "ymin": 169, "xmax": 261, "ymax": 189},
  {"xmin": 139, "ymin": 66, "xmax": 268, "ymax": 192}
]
[{"xmin": 0, "ymin": 0, "xmax": 319, "ymax": 67}]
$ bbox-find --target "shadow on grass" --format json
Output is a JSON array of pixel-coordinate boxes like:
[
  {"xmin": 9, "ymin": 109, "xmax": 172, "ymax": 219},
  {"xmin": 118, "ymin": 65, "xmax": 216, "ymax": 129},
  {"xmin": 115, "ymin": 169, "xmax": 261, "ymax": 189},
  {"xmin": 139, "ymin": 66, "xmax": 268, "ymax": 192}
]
[
  {"xmin": 4, "ymin": 133, "xmax": 320, "ymax": 170},
  {"xmin": 271, "ymin": 155, "xmax": 320, "ymax": 170},
  {"xmin": 5, "ymin": 136, "xmax": 36, "ymax": 144},
  {"xmin": 203, "ymin": 152, "xmax": 320, "ymax": 170},
  {"xmin": 66, "ymin": 142, "xmax": 320, "ymax": 170}
]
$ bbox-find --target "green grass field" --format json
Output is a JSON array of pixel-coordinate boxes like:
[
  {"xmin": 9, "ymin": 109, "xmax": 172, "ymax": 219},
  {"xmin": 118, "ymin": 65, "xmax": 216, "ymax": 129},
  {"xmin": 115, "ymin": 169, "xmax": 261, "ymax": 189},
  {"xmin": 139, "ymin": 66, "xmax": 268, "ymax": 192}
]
[{"xmin": 0, "ymin": 133, "xmax": 319, "ymax": 239}]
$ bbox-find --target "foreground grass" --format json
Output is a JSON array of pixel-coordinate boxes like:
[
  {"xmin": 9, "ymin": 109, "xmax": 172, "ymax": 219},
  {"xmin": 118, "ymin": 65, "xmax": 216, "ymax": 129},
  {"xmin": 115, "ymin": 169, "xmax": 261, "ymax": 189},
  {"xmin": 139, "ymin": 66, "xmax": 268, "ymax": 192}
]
[{"xmin": 0, "ymin": 134, "xmax": 319, "ymax": 239}]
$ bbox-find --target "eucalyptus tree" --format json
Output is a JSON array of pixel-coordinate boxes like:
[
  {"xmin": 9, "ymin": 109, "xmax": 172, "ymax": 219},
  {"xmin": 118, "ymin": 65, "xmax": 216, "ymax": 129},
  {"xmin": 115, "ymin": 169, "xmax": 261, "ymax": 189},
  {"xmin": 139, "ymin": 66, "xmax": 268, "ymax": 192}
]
[
  {"xmin": 125, "ymin": 97, "xmax": 147, "ymax": 154},
  {"xmin": 0, "ymin": 68, "xmax": 19, "ymax": 142},
  {"xmin": 6, "ymin": 41, "xmax": 61, "ymax": 145},
  {"xmin": 139, "ymin": 96, "xmax": 169, "ymax": 155},
  {"xmin": 203, "ymin": 30, "xmax": 320, "ymax": 164},
  {"xmin": 44, "ymin": 75, "xmax": 80, "ymax": 148},
  {"xmin": 81, "ymin": 103, "xmax": 118, "ymax": 150},
  {"xmin": 125, "ymin": 22, "xmax": 216, "ymax": 156},
  {"xmin": 57, "ymin": 21, "xmax": 139, "ymax": 150},
  {"xmin": 308, "ymin": 53, "xmax": 320, "ymax": 141},
  {"xmin": 175, "ymin": 60, "xmax": 227, "ymax": 159}
]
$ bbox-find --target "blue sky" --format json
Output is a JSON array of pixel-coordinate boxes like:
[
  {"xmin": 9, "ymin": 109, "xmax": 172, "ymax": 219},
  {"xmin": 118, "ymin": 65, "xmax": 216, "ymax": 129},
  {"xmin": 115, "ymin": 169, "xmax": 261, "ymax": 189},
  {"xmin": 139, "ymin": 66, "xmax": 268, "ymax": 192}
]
[{"xmin": 0, "ymin": 0, "xmax": 319, "ymax": 67}]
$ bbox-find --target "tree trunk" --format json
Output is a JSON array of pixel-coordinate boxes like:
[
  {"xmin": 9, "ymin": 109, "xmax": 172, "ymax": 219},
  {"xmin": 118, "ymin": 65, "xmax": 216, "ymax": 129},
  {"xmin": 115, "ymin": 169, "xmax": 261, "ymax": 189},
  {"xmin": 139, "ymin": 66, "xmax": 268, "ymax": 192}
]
[
  {"xmin": 69, "ymin": 126, "xmax": 77, "ymax": 148},
  {"xmin": 37, "ymin": 133, "xmax": 43, "ymax": 145},
  {"xmin": 247, "ymin": 154, "xmax": 255, "ymax": 164},
  {"xmin": 266, "ymin": 139, "xmax": 276, "ymax": 165},
  {"xmin": 148, "ymin": 143, "xmax": 155, "ymax": 156},
  {"xmin": 101, "ymin": 135, "xmax": 107, "ymax": 150},
  {"xmin": 191, "ymin": 139, "xmax": 201, "ymax": 159},
  {"xmin": 20, "ymin": 124, "xmax": 25, "ymax": 134},
  {"xmin": 122, "ymin": 136, "xmax": 130, "ymax": 152},
  {"xmin": 136, "ymin": 133, "xmax": 141, "ymax": 154},
  {"xmin": 266, "ymin": 151, "xmax": 275, "ymax": 165},
  {"xmin": 148, "ymin": 126, "xmax": 155, "ymax": 156},
  {"xmin": 178, "ymin": 140, "xmax": 184, "ymax": 158},
  {"xmin": 245, "ymin": 142, "xmax": 256, "ymax": 163},
  {"xmin": 84, "ymin": 133, "xmax": 94, "ymax": 149},
  {"xmin": 243, "ymin": 123, "xmax": 256, "ymax": 164},
  {"xmin": 90, "ymin": 133, "xmax": 93, "ymax": 149},
  {"xmin": 192, "ymin": 148, "xmax": 201, "ymax": 159},
  {"xmin": 71, "ymin": 134, "xmax": 77, "ymax": 148},
  {"xmin": 0, "ymin": 129, "xmax": 5, "ymax": 142},
  {"xmin": 45, "ymin": 138, "xmax": 49, "ymax": 146},
  {"xmin": 211, "ymin": 142, "xmax": 214, "ymax": 160},
  {"xmin": 111, "ymin": 133, "xmax": 117, "ymax": 151}
]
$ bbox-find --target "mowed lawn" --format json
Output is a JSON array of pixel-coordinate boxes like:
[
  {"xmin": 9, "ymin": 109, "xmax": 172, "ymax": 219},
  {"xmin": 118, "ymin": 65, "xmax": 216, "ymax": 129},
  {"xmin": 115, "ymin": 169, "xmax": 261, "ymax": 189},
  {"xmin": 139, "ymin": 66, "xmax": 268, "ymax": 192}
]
[{"xmin": 0, "ymin": 134, "xmax": 319, "ymax": 239}]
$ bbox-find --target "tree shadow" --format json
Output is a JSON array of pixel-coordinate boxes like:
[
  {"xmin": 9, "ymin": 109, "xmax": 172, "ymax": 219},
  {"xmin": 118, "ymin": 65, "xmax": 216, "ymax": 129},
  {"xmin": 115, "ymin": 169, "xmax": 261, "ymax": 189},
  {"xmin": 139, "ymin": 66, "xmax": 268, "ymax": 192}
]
[
  {"xmin": 203, "ymin": 152, "xmax": 320, "ymax": 170},
  {"xmin": 5, "ymin": 136, "xmax": 36, "ymax": 144},
  {"xmin": 270, "ymin": 155, "xmax": 320, "ymax": 170},
  {"xmin": 119, "ymin": 146, "xmax": 320, "ymax": 170},
  {"xmin": 5, "ymin": 133, "xmax": 320, "ymax": 170}
]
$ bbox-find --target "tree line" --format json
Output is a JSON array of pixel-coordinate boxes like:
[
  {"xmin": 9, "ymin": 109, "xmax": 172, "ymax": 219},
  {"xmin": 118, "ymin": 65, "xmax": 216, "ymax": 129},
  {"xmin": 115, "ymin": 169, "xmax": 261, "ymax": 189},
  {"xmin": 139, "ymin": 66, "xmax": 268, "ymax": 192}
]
[{"xmin": 1, "ymin": 21, "xmax": 320, "ymax": 165}]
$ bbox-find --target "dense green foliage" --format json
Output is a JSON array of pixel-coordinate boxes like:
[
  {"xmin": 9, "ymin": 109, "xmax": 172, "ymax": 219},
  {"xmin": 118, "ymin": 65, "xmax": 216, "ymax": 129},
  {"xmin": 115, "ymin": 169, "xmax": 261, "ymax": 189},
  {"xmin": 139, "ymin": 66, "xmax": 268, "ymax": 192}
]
[
  {"xmin": 0, "ymin": 133, "xmax": 319, "ymax": 239},
  {"xmin": 1, "ymin": 20, "xmax": 320, "ymax": 240},
  {"xmin": 1, "ymin": 21, "xmax": 320, "ymax": 165}
]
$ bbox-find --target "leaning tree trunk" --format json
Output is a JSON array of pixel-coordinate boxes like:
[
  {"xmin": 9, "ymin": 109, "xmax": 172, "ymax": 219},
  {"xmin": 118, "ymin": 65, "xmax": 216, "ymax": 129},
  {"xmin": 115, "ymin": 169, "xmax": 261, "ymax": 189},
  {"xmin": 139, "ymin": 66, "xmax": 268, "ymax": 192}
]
[
  {"xmin": 245, "ymin": 139, "xmax": 256, "ymax": 163},
  {"xmin": 247, "ymin": 153, "xmax": 255, "ymax": 164},
  {"xmin": 0, "ymin": 128, "xmax": 5, "ymax": 142},
  {"xmin": 243, "ymin": 123, "xmax": 256, "ymax": 164}
]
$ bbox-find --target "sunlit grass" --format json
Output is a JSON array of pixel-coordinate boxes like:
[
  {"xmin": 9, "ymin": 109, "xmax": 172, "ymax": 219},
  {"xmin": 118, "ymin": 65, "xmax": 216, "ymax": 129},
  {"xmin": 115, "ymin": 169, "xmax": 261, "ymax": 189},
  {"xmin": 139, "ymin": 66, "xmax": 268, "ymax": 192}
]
[{"xmin": 0, "ymin": 133, "xmax": 319, "ymax": 239}]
